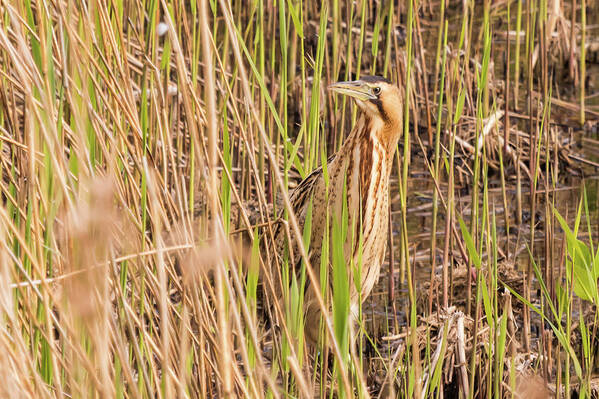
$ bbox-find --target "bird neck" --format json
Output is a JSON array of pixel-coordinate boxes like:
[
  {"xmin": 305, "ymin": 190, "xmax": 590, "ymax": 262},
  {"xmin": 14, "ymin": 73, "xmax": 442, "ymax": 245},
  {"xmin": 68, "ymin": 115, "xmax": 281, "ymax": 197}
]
[{"xmin": 350, "ymin": 113, "xmax": 402, "ymax": 159}]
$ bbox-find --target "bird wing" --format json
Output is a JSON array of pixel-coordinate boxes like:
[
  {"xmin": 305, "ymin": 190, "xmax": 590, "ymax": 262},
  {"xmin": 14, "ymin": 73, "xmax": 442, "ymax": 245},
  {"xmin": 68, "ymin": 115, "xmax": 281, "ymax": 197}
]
[{"xmin": 268, "ymin": 153, "xmax": 339, "ymax": 297}]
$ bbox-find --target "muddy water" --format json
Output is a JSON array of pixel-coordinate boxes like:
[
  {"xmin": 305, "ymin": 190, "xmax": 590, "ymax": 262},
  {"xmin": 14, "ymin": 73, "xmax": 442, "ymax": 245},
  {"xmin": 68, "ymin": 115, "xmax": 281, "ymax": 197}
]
[{"xmin": 369, "ymin": 3, "xmax": 599, "ymax": 329}]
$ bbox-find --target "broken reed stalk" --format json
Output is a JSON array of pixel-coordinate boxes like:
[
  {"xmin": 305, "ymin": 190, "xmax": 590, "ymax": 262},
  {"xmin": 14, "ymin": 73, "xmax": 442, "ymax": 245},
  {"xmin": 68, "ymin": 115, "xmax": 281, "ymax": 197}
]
[
  {"xmin": 436, "ymin": 21, "xmax": 449, "ymax": 308},
  {"xmin": 503, "ymin": 0, "xmax": 511, "ymax": 258},
  {"xmin": 2, "ymin": 0, "xmax": 598, "ymax": 397},
  {"xmin": 570, "ymin": 0, "xmax": 578, "ymax": 84},
  {"xmin": 514, "ymin": 0, "xmax": 523, "ymax": 111},
  {"xmin": 580, "ymin": 0, "xmax": 586, "ymax": 125},
  {"xmin": 523, "ymin": 0, "xmax": 535, "ymax": 353}
]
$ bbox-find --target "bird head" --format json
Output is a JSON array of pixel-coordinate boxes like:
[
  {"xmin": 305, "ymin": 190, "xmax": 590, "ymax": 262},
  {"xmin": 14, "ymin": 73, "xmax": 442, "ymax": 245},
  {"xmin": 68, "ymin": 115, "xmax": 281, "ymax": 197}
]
[{"xmin": 328, "ymin": 76, "xmax": 403, "ymax": 130}]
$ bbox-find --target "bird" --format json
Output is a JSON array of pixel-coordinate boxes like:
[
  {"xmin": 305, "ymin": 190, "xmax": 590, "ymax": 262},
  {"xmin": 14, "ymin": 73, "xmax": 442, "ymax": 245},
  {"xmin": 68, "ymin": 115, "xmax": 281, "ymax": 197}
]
[{"xmin": 270, "ymin": 75, "xmax": 404, "ymax": 347}]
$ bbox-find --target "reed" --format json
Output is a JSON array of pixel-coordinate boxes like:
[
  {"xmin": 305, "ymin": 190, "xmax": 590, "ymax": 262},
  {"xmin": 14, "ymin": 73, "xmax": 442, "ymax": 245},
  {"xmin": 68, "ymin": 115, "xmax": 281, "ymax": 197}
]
[{"xmin": 0, "ymin": 0, "xmax": 597, "ymax": 397}]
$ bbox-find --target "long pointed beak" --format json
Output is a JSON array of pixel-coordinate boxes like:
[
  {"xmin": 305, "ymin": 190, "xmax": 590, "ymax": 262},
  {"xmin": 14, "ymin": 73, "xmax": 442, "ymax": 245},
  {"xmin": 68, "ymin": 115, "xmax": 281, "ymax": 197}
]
[{"xmin": 328, "ymin": 80, "xmax": 376, "ymax": 101}]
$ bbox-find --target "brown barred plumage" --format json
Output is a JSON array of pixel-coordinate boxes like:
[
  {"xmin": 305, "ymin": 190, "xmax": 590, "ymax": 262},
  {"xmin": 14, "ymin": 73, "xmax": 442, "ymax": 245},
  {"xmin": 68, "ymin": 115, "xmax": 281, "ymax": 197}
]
[{"xmin": 271, "ymin": 76, "xmax": 404, "ymax": 346}]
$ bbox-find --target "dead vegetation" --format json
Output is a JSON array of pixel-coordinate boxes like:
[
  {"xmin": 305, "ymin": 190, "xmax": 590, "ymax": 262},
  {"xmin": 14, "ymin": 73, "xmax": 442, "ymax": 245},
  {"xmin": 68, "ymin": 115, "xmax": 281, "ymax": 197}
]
[{"xmin": 0, "ymin": 0, "xmax": 599, "ymax": 397}]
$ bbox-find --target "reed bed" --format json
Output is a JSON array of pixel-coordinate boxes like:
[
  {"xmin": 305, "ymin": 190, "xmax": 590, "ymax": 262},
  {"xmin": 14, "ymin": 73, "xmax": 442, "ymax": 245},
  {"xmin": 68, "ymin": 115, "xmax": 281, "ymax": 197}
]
[{"xmin": 1, "ymin": 0, "xmax": 599, "ymax": 397}]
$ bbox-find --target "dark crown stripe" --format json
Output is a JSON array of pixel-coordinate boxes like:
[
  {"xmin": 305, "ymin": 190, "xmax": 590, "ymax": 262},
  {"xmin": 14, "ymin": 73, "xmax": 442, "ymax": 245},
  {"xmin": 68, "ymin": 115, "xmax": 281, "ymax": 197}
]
[{"xmin": 360, "ymin": 75, "xmax": 391, "ymax": 84}]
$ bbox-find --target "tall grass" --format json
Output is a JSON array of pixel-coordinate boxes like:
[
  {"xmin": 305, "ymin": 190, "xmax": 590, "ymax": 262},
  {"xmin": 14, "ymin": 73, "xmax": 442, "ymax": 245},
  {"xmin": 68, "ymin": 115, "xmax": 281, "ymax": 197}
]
[{"xmin": 0, "ymin": 0, "xmax": 597, "ymax": 397}]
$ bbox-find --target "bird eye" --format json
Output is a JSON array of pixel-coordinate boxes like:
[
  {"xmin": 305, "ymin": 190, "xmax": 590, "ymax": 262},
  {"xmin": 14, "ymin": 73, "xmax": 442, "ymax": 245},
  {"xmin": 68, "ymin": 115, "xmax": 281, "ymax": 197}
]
[{"xmin": 373, "ymin": 87, "xmax": 381, "ymax": 95}]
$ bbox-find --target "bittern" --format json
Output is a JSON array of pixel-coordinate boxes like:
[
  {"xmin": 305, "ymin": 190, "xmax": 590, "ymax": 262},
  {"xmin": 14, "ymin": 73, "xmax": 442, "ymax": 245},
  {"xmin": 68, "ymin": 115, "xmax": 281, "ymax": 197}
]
[{"xmin": 272, "ymin": 75, "xmax": 403, "ymax": 346}]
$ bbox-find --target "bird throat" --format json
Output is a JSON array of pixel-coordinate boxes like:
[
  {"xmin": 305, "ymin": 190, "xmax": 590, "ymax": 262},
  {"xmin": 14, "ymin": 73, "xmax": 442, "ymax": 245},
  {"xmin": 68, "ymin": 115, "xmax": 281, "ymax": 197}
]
[{"xmin": 336, "ymin": 113, "xmax": 397, "ymax": 260}]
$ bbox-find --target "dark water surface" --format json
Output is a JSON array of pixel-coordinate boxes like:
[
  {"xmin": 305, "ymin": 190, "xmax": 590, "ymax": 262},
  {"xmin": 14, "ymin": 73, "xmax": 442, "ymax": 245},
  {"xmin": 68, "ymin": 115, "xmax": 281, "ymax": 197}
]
[{"xmin": 369, "ymin": 2, "xmax": 599, "ymax": 332}]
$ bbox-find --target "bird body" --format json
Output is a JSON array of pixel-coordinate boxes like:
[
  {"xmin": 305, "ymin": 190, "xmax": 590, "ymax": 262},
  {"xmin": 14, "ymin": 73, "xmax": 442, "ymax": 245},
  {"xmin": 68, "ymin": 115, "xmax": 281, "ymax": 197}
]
[{"xmin": 272, "ymin": 76, "xmax": 403, "ymax": 346}]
